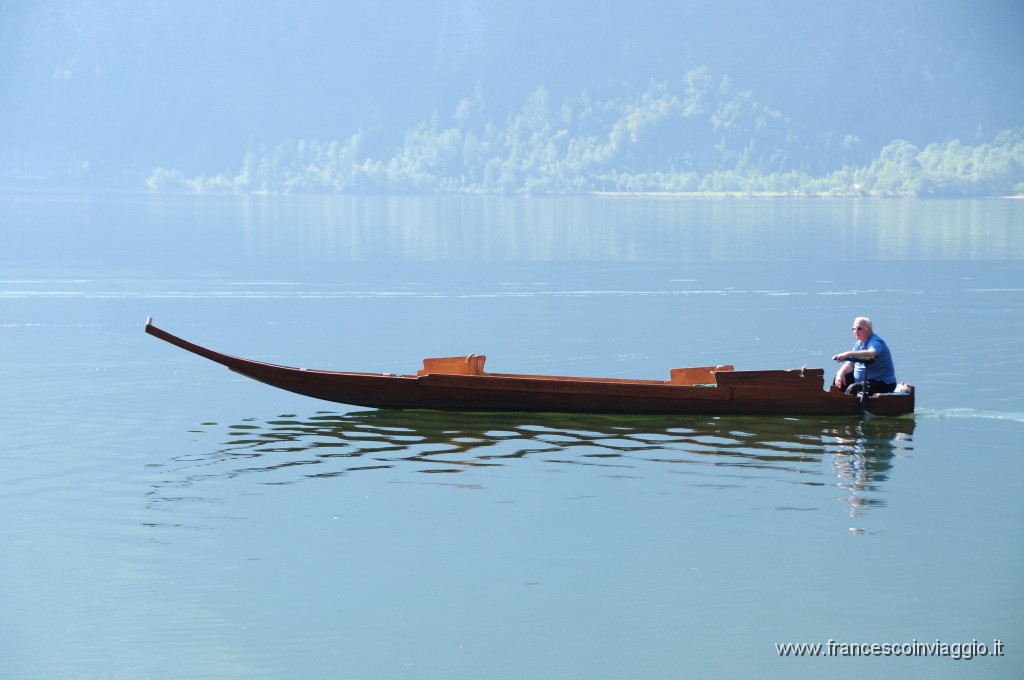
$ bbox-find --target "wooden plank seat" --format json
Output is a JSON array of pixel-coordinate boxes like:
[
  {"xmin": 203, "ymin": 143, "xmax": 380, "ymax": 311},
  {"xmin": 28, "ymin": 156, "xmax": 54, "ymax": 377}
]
[
  {"xmin": 418, "ymin": 355, "xmax": 487, "ymax": 376},
  {"xmin": 669, "ymin": 365, "xmax": 734, "ymax": 385}
]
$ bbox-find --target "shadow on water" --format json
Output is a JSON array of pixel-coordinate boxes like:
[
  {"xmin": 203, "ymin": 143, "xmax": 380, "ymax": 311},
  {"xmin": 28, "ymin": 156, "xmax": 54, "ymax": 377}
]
[{"xmin": 146, "ymin": 410, "xmax": 915, "ymax": 517}]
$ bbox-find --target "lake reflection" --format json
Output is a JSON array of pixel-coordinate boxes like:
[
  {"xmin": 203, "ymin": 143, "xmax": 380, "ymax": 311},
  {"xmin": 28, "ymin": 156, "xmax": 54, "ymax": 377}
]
[
  {"xmin": 231, "ymin": 195, "xmax": 1024, "ymax": 262},
  {"xmin": 148, "ymin": 410, "xmax": 915, "ymax": 518},
  {"xmin": 3, "ymin": 194, "xmax": 1020, "ymax": 267}
]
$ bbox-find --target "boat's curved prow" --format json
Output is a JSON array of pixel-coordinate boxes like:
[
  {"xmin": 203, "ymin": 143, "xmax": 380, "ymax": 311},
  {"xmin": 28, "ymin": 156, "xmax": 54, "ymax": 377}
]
[{"xmin": 145, "ymin": 317, "xmax": 246, "ymax": 371}]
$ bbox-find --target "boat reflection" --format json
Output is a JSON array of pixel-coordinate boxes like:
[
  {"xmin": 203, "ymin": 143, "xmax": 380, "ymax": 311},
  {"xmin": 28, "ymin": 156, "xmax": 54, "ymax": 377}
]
[
  {"xmin": 824, "ymin": 418, "xmax": 915, "ymax": 519},
  {"xmin": 149, "ymin": 410, "xmax": 915, "ymax": 516}
]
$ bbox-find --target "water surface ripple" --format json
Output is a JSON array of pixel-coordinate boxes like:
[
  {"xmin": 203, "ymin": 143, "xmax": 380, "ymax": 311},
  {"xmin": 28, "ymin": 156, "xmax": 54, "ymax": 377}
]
[{"xmin": 147, "ymin": 411, "xmax": 915, "ymax": 518}]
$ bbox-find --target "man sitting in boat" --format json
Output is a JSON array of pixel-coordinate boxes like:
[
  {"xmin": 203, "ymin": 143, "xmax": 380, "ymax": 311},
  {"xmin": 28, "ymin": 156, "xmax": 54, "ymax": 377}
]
[{"xmin": 832, "ymin": 316, "xmax": 898, "ymax": 395}]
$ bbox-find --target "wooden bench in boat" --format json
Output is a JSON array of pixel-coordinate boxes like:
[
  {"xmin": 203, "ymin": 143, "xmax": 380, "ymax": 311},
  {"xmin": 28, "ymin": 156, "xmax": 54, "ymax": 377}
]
[
  {"xmin": 417, "ymin": 355, "xmax": 488, "ymax": 376},
  {"xmin": 417, "ymin": 355, "xmax": 734, "ymax": 386}
]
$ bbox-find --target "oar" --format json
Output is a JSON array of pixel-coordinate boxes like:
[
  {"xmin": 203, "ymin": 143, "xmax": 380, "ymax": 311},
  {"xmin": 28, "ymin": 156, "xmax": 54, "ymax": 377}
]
[{"xmin": 851, "ymin": 357, "xmax": 874, "ymax": 414}]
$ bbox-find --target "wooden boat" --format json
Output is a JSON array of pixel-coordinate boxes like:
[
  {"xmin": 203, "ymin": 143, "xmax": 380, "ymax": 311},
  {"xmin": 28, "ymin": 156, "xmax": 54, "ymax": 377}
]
[{"xmin": 144, "ymin": 318, "xmax": 915, "ymax": 417}]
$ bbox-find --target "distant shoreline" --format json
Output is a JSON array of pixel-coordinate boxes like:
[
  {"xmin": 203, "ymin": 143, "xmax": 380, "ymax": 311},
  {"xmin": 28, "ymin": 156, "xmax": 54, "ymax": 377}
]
[
  {"xmin": 592, "ymin": 191, "xmax": 1024, "ymax": 199},
  {"xmin": 1, "ymin": 181, "xmax": 1021, "ymax": 200}
]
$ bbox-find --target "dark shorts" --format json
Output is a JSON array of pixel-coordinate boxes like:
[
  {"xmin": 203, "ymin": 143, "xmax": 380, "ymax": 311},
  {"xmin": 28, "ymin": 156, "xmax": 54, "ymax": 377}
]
[{"xmin": 844, "ymin": 380, "xmax": 897, "ymax": 396}]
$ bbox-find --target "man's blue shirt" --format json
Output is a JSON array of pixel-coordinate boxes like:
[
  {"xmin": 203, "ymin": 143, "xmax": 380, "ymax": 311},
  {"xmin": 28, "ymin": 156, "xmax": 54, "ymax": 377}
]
[{"xmin": 852, "ymin": 333, "xmax": 897, "ymax": 383}]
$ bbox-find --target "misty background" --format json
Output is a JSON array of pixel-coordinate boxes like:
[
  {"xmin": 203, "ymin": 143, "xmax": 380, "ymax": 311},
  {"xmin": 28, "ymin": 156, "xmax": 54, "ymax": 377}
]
[{"xmin": 1, "ymin": 0, "xmax": 1022, "ymax": 194}]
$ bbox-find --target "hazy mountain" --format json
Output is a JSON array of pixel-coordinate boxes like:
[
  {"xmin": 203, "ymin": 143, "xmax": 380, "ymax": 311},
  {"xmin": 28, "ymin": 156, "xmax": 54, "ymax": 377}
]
[{"xmin": 1, "ymin": 0, "xmax": 1021, "ymax": 188}]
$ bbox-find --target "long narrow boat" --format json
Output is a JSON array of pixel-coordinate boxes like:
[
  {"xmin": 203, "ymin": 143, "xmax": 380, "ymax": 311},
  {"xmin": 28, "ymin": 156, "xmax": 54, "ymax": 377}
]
[{"xmin": 144, "ymin": 319, "xmax": 915, "ymax": 417}]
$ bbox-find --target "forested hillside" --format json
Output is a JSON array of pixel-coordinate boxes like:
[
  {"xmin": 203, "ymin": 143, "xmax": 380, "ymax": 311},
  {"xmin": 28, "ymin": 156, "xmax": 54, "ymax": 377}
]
[
  {"xmin": 2, "ymin": 0, "xmax": 1021, "ymax": 194},
  {"xmin": 147, "ymin": 78, "xmax": 1024, "ymax": 196}
]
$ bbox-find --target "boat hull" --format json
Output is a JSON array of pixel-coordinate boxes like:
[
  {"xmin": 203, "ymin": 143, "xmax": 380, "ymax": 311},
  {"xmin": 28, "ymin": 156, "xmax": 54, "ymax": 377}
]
[{"xmin": 145, "ymin": 320, "xmax": 915, "ymax": 417}]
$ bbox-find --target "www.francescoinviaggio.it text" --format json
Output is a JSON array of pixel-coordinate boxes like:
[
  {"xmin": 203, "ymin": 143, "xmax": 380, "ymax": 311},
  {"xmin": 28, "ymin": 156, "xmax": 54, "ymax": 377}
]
[{"xmin": 775, "ymin": 638, "xmax": 1005, "ymax": 660}]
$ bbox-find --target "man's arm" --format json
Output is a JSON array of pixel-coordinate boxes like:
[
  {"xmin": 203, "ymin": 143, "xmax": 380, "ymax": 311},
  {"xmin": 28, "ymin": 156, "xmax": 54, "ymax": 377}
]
[
  {"xmin": 832, "ymin": 347, "xmax": 878, "ymax": 362},
  {"xmin": 833, "ymin": 360, "xmax": 854, "ymax": 388}
]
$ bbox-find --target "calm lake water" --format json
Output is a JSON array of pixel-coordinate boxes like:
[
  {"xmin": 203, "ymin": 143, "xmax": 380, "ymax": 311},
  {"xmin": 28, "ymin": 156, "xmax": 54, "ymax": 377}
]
[{"xmin": 2, "ymin": 193, "xmax": 1022, "ymax": 679}]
